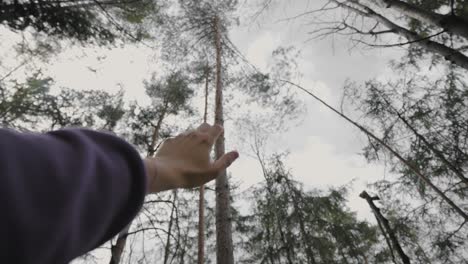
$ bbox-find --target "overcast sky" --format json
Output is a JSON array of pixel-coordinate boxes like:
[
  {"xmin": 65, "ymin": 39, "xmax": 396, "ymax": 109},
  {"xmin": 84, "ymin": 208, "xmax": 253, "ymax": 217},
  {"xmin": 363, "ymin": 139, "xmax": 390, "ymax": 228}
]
[
  {"xmin": 1, "ymin": 1, "xmax": 408, "ymax": 262},
  {"xmin": 24, "ymin": 0, "xmax": 405, "ymax": 221}
]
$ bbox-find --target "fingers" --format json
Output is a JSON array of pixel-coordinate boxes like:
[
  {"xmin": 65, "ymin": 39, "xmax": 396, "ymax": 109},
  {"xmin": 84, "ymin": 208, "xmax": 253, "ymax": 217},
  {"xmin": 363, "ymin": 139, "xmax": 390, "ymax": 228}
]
[
  {"xmin": 210, "ymin": 151, "xmax": 239, "ymax": 174},
  {"xmin": 208, "ymin": 124, "xmax": 223, "ymax": 141},
  {"xmin": 186, "ymin": 131, "xmax": 211, "ymax": 145},
  {"xmin": 197, "ymin": 123, "xmax": 211, "ymax": 133},
  {"xmin": 195, "ymin": 123, "xmax": 224, "ymax": 145}
]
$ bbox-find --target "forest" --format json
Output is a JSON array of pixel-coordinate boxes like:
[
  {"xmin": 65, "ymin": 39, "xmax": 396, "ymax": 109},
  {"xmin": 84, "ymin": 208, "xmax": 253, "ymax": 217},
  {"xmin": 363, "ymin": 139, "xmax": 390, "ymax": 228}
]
[{"xmin": 0, "ymin": 0, "xmax": 467, "ymax": 263}]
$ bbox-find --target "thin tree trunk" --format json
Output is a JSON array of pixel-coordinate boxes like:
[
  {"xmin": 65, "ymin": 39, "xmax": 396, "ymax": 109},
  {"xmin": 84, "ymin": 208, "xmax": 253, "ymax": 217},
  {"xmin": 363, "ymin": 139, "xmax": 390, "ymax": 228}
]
[
  {"xmin": 333, "ymin": 0, "xmax": 468, "ymax": 71},
  {"xmin": 372, "ymin": 0, "xmax": 468, "ymax": 40},
  {"xmin": 109, "ymin": 225, "xmax": 130, "ymax": 264},
  {"xmin": 213, "ymin": 15, "xmax": 234, "ymax": 264},
  {"xmin": 149, "ymin": 104, "xmax": 168, "ymax": 156},
  {"xmin": 375, "ymin": 213, "xmax": 398, "ymax": 264},
  {"xmin": 360, "ymin": 191, "xmax": 411, "ymax": 264},
  {"xmin": 198, "ymin": 64, "xmax": 210, "ymax": 264},
  {"xmin": 109, "ymin": 107, "xmax": 167, "ymax": 264},
  {"xmin": 163, "ymin": 191, "xmax": 178, "ymax": 264},
  {"xmin": 283, "ymin": 80, "xmax": 468, "ymax": 221},
  {"xmin": 203, "ymin": 64, "xmax": 210, "ymax": 123}
]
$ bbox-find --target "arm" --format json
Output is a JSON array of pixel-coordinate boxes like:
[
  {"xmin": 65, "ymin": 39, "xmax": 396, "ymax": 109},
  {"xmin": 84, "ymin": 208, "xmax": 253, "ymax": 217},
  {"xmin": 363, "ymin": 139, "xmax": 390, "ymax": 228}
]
[
  {"xmin": 0, "ymin": 128, "xmax": 147, "ymax": 264},
  {"xmin": 0, "ymin": 123, "xmax": 237, "ymax": 264}
]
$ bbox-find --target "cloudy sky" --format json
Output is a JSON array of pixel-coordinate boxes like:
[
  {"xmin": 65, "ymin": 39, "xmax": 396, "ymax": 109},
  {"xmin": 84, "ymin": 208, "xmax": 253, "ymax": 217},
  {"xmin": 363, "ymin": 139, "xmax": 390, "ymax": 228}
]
[
  {"xmin": 0, "ymin": 1, "xmax": 410, "ymax": 261},
  {"xmin": 0, "ymin": 1, "xmax": 416, "ymax": 263},
  {"xmin": 11, "ymin": 0, "xmax": 406, "ymax": 222}
]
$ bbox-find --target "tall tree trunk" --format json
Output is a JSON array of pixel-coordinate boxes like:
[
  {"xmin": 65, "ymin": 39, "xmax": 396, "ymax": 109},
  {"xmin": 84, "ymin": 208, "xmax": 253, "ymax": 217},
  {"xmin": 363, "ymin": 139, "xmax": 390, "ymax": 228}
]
[
  {"xmin": 372, "ymin": 0, "xmax": 468, "ymax": 40},
  {"xmin": 213, "ymin": 15, "xmax": 235, "ymax": 264},
  {"xmin": 198, "ymin": 64, "xmax": 210, "ymax": 264},
  {"xmin": 163, "ymin": 191, "xmax": 178, "ymax": 264},
  {"xmin": 109, "ymin": 107, "xmax": 167, "ymax": 264},
  {"xmin": 283, "ymin": 80, "xmax": 468, "ymax": 220},
  {"xmin": 333, "ymin": 0, "xmax": 468, "ymax": 71},
  {"xmin": 360, "ymin": 191, "xmax": 411, "ymax": 264}
]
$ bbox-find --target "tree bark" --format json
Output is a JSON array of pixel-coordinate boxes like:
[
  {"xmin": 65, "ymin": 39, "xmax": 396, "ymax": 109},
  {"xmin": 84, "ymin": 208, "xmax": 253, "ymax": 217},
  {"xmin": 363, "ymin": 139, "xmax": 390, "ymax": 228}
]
[
  {"xmin": 372, "ymin": 0, "xmax": 468, "ymax": 40},
  {"xmin": 213, "ymin": 15, "xmax": 235, "ymax": 264},
  {"xmin": 360, "ymin": 191, "xmax": 411, "ymax": 264},
  {"xmin": 198, "ymin": 64, "xmax": 210, "ymax": 264},
  {"xmin": 163, "ymin": 191, "xmax": 177, "ymax": 264},
  {"xmin": 334, "ymin": 0, "xmax": 468, "ymax": 71}
]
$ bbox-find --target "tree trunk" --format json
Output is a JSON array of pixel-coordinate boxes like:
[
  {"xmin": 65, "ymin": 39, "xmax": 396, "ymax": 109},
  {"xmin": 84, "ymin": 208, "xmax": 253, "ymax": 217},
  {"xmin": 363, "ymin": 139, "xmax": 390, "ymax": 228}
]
[
  {"xmin": 109, "ymin": 226, "xmax": 130, "ymax": 264},
  {"xmin": 149, "ymin": 104, "xmax": 168, "ymax": 156},
  {"xmin": 373, "ymin": 0, "xmax": 468, "ymax": 40},
  {"xmin": 334, "ymin": 0, "xmax": 468, "ymax": 71},
  {"xmin": 213, "ymin": 15, "xmax": 235, "ymax": 264},
  {"xmin": 109, "ymin": 108, "xmax": 167, "ymax": 264},
  {"xmin": 198, "ymin": 64, "xmax": 210, "ymax": 264},
  {"xmin": 163, "ymin": 191, "xmax": 178, "ymax": 264},
  {"xmin": 375, "ymin": 213, "xmax": 398, "ymax": 264},
  {"xmin": 360, "ymin": 191, "xmax": 411, "ymax": 264}
]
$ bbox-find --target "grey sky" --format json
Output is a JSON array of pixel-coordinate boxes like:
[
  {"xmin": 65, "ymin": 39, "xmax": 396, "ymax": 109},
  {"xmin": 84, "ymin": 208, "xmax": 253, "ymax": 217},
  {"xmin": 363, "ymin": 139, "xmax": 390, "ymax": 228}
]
[
  {"xmin": 8, "ymin": 0, "xmax": 402, "ymax": 220},
  {"xmin": 1, "ymin": 1, "xmax": 408, "ymax": 262}
]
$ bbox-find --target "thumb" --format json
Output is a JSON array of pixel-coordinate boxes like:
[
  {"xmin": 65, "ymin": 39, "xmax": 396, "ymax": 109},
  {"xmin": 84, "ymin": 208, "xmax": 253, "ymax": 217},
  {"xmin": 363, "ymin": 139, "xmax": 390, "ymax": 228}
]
[{"xmin": 211, "ymin": 151, "xmax": 239, "ymax": 173}]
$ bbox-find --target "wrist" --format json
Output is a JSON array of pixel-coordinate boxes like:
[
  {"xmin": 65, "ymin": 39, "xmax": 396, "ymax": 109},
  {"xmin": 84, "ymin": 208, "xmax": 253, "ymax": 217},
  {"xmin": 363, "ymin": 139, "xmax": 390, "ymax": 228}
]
[{"xmin": 144, "ymin": 157, "xmax": 174, "ymax": 193}]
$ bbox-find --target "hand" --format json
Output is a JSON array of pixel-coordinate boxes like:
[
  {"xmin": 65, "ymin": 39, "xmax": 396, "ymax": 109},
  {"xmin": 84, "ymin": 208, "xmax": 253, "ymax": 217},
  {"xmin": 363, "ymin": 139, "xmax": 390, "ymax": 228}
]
[{"xmin": 144, "ymin": 123, "xmax": 239, "ymax": 193}]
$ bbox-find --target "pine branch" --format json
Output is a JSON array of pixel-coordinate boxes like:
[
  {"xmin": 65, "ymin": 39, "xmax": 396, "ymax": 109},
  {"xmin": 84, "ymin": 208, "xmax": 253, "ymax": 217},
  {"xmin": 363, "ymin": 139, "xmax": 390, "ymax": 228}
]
[{"xmin": 281, "ymin": 79, "xmax": 468, "ymax": 221}]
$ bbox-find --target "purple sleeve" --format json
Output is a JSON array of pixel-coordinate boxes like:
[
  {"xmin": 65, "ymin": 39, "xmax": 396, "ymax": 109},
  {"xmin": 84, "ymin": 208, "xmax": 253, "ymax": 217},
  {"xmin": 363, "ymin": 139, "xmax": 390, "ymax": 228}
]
[{"xmin": 0, "ymin": 128, "xmax": 147, "ymax": 264}]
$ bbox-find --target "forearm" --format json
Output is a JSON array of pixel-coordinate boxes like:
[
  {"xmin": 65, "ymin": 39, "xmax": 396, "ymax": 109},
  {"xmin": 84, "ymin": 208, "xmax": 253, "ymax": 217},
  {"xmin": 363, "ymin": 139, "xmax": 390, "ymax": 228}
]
[{"xmin": 0, "ymin": 128, "xmax": 147, "ymax": 264}]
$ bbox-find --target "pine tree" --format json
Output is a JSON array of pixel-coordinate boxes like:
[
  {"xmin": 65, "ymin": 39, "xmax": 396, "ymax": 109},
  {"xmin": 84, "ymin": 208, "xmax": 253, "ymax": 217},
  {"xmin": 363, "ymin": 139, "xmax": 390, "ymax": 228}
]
[
  {"xmin": 163, "ymin": 2, "xmax": 240, "ymax": 262},
  {"xmin": 109, "ymin": 71, "xmax": 194, "ymax": 264},
  {"xmin": 0, "ymin": 73, "xmax": 125, "ymax": 131},
  {"xmin": 0, "ymin": 0, "xmax": 158, "ymax": 44},
  {"xmin": 244, "ymin": 152, "xmax": 385, "ymax": 264}
]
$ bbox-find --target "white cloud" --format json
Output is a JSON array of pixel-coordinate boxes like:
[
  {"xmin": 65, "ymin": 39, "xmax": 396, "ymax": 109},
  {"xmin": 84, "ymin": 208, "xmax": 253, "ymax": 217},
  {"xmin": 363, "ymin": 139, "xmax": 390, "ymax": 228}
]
[
  {"xmin": 245, "ymin": 32, "xmax": 281, "ymax": 71},
  {"xmin": 286, "ymin": 136, "xmax": 384, "ymax": 220}
]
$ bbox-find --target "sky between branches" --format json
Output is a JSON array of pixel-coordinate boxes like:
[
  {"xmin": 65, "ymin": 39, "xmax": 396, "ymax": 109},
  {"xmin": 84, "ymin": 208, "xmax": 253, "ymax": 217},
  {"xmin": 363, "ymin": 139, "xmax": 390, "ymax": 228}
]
[{"xmin": 3, "ymin": 0, "xmax": 408, "ymax": 222}]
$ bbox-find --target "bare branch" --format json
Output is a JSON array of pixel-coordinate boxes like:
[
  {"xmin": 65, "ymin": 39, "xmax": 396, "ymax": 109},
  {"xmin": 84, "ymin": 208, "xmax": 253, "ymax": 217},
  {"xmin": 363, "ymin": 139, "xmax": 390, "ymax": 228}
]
[
  {"xmin": 371, "ymin": 0, "xmax": 468, "ymax": 40},
  {"xmin": 331, "ymin": 0, "xmax": 468, "ymax": 70}
]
